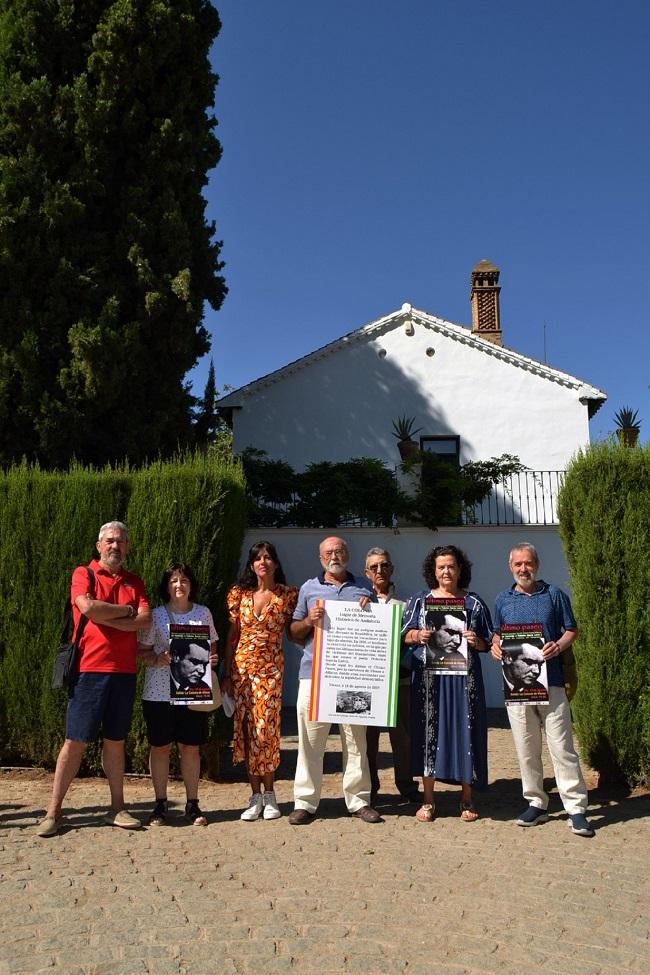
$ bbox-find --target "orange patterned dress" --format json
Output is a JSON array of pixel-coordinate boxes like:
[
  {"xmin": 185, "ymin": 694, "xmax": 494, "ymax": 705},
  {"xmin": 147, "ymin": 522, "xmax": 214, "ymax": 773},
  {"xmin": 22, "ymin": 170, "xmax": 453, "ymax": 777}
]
[{"xmin": 226, "ymin": 583, "xmax": 298, "ymax": 774}]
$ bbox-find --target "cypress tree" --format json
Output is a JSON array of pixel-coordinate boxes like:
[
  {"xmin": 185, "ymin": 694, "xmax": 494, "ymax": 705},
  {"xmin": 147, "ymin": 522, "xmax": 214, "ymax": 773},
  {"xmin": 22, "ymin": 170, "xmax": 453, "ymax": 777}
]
[
  {"xmin": 558, "ymin": 441, "xmax": 650, "ymax": 786},
  {"xmin": 193, "ymin": 356, "xmax": 217, "ymax": 445},
  {"xmin": 0, "ymin": 1, "xmax": 226, "ymax": 467}
]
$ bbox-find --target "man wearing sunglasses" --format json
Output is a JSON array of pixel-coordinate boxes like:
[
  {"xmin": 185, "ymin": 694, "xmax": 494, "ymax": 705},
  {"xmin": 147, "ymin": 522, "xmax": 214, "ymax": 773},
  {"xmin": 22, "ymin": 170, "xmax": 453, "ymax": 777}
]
[{"xmin": 364, "ymin": 548, "xmax": 420, "ymax": 805}]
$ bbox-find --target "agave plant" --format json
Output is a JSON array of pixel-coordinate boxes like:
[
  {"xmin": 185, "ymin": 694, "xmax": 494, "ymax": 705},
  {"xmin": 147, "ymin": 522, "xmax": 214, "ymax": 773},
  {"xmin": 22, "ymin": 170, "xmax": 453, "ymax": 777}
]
[
  {"xmin": 391, "ymin": 415, "xmax": 422, "ymax": 442},
  {"xmin": 613, "ymin": 406, "xmax": 641, "ymax": 430}
]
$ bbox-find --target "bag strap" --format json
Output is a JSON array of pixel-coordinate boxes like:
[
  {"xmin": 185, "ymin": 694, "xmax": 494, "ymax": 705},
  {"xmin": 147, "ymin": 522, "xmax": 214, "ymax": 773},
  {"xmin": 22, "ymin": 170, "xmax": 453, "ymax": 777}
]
[{"xmin": 71, "ymin": 566, "xmax": 96, "ymax": 645}]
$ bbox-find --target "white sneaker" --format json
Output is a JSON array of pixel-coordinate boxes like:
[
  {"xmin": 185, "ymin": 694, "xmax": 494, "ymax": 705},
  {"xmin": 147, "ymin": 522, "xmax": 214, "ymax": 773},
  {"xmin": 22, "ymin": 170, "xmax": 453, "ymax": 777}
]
[
  {"xmin": 240, "ymin": 793, "xmax": 263, "ymax": 821},
  {"xmin": 263, "ymin": 790, "xmax": 281, "ymax": 820}
]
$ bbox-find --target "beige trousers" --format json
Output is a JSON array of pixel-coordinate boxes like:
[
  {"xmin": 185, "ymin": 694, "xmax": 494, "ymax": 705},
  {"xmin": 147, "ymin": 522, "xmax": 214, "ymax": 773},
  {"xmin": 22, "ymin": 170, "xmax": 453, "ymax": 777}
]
[
  {"xmin": 507, "ymin": 685, "xmax": 588, "ymax": 815},
  {"xmin": 294, "ymin": 679, "xmax": 371, "ymax": 814}
]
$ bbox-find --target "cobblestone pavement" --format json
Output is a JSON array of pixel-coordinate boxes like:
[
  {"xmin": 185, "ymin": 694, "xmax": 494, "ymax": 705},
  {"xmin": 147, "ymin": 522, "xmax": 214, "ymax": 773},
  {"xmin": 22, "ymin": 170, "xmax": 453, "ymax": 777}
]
[{"xmin": 1, "ymin": 721, "xmax": 649, "ymax": 975}]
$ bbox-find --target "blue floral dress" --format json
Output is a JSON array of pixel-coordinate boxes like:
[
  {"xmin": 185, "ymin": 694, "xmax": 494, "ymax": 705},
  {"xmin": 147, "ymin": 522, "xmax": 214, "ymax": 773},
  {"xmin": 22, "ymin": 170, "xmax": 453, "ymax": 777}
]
[{"xmin": 402, "ymin": 590, "xmax": 493, "ymax": 790}]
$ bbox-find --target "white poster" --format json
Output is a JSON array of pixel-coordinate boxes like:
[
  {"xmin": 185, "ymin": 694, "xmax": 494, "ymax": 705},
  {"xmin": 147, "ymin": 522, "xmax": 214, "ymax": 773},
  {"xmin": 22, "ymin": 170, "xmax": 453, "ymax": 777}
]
[{"xmin": 308, "ymin": 600, "xmax": 403, "ymax": 726}]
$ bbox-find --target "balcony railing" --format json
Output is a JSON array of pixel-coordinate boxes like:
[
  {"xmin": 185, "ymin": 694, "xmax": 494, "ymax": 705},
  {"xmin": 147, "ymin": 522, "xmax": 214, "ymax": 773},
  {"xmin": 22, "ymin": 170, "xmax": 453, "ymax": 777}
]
[
  {"xmin": 248, "ymin": 471, "xmax": 566, "ymax": 529},
  {"xmin": 461, "ymin": 471, "xmax": 565, "ymax": 526}
]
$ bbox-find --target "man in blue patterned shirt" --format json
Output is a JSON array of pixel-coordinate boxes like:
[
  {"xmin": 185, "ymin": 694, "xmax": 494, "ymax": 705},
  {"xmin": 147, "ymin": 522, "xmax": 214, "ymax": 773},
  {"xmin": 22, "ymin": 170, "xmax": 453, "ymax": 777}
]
[
  {"xmin": 491, "ymin": 542, "xmax": 594, "ymax": 837},
  {"xmin": 288, "ymin": 536, "xmax": 381, "ymax": 825}
]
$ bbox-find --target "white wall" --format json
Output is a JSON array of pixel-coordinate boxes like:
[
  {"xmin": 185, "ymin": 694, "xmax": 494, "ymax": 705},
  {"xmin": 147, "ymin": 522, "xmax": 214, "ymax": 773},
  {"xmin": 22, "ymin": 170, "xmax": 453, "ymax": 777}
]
[
  {"xmin": 229, "ymin": 317, "xmax": 591, "ymax": 473},
  {"xmin": 237, "ymin": 525, "xmax": 571, "ymax": 709}
]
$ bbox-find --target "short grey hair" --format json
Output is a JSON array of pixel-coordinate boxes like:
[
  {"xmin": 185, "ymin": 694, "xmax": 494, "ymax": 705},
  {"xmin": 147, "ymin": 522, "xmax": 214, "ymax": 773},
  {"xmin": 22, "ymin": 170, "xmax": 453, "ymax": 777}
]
[
  {"xmin": 319, "ymin": 536, "xmax": 349, "ymax": 553},
  {"xmin": 365, "ymin": 546, "xmax": 391, "ymax": 566},
  {"xmin": 98, "ymin": 521, "xmax": 129, "ymax": 542},
  {"xmin": 509, "ymin": 542, "xmax": 539, "ymax": 566}
]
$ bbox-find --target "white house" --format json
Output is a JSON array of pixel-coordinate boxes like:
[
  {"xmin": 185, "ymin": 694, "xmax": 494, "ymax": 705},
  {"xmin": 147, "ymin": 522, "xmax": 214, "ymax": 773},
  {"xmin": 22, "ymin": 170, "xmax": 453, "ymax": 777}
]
[
  {"xmin": 218, "ymin": 262, "xmax": 606, "ymax": 476},
  {"xmin": 219, "ymin": 263, "xmax": 607, "ymax": 707}
]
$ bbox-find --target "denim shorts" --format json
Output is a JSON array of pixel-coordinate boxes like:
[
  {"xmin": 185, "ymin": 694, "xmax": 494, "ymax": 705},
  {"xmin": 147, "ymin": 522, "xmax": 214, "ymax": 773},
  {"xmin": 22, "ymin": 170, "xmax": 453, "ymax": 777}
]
[
  {"xmin": 66, "ymin": 673, "xmax": 137, "ymax": 743},
  {"xmin": 142, "ymin": 700, "xmax": 208, "ymax": 747}
]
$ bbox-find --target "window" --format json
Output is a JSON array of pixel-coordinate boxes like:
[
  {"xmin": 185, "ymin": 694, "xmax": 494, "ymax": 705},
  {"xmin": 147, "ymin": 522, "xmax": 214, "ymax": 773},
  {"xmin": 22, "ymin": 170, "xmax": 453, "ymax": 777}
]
[{"xmin": 420, "ymin": 436, "xmax": 460, "ymax": 465}]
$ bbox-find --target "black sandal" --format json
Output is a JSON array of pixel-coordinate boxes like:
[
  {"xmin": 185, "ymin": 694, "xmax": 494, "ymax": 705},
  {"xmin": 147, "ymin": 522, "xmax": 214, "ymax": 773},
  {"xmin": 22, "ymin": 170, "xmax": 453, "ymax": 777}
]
[
  {"xmin": 185, "ymin": 799, "xmax": 208, "ymax": 826},
  {"xmin": 147, "ymin": 798, "xmax": 168, "ymax": 826}
]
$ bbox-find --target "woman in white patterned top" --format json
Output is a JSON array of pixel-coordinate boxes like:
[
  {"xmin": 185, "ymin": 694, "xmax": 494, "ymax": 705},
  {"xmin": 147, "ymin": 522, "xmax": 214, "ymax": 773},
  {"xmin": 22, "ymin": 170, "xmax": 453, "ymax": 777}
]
[{"xmin": 138, "ymin": 562, "xmax": 218, "ymax": 826}]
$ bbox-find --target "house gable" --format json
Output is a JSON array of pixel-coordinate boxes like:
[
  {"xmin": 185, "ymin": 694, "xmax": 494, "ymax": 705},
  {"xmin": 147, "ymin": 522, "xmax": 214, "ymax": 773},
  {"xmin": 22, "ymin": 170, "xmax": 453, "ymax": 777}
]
[{"xmin": 218, "ymin": 303, "xmax": 606, "ymax": 473}]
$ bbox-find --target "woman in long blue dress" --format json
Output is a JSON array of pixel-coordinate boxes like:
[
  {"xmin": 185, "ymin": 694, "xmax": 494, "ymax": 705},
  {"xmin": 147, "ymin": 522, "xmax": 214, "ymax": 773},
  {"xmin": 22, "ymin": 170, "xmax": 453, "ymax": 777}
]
[{"xmin": 402, "ymin": 544, "xmax": 493, "ymax": 822}]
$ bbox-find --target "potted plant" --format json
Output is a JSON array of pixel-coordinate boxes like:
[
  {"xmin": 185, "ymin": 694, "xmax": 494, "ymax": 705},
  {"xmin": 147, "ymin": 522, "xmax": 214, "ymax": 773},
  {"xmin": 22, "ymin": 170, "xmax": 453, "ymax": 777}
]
[
  {"xmin": 614, "ymin": 406, "xmax": 641, "ymax": 447},
  {"xmin": 391, "ymin": 415, "xmax": 422, "ymax": 461}
]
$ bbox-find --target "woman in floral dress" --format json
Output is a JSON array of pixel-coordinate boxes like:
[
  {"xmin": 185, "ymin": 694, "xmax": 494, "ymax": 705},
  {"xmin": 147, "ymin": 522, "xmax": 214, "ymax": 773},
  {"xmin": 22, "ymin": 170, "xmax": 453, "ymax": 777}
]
[{"xmin": 225, "ymin": 541, "xmax": 297, "ymax": 821}]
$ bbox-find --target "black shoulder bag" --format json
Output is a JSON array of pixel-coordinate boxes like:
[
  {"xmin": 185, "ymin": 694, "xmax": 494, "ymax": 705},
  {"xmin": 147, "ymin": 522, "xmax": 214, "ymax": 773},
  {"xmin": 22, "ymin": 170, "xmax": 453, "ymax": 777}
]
[{"xmin": 51, "ymin": 567, "xmax": 96, "ymax": 689}]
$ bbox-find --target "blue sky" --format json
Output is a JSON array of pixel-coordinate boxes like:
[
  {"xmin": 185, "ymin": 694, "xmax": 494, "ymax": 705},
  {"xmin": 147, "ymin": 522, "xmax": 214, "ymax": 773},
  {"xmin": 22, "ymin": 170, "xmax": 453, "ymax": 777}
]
[{"xmin": 190, "ymin": 0, "xmax": 650, "ymax": 443}]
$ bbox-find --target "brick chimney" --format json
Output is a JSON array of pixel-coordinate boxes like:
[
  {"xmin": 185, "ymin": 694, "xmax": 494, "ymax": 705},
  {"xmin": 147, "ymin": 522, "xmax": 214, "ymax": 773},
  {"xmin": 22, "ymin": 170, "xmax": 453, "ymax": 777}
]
[{"xmin": 470, "ymin": 259, "xmax": 502, "ymax": 346}]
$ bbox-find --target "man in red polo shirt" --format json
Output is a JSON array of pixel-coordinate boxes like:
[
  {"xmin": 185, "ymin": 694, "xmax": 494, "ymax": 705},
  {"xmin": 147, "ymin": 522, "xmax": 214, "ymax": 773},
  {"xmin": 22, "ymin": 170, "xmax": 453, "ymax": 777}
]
[{"xmin": 38, "ymin": 521, "xmax": 151, "ymax": 837}]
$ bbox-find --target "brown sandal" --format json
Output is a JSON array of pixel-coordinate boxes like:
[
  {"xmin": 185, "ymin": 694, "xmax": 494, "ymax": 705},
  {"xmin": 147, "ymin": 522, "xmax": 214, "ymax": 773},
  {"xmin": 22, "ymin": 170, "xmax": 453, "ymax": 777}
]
[
  {"xmin": 415, "ymin": 803, "xmax": 435, "ymax": 822},
  {"xmin": 460, "ymin": 801, "xmax": 479, "ymax": 822}
]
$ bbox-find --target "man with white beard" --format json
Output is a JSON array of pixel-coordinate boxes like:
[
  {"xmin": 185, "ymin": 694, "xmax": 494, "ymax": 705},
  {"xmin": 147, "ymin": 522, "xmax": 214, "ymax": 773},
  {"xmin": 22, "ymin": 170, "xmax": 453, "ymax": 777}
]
[{"xmin": 288, "ymin": 536, "xmax": 381, "ymax": 824}]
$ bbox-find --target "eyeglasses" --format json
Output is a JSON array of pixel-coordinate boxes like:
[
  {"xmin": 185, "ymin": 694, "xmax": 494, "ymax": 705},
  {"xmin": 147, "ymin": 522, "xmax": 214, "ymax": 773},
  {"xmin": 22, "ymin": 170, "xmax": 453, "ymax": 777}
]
[
  {"xmin": 366, "ymin": 562, "xmax": 392, "ymax": 572},
  {"xmin": 322, "ymin": 548, "xmax": 347, "ymax": 558}
]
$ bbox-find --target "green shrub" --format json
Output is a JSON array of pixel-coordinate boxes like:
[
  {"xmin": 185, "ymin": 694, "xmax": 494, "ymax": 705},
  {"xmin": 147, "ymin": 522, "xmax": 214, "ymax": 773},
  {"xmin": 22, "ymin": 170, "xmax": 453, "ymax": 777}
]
[
  {"xmin": 0, "ymin": 452, "xmax": 246, "ymax": 774},
  {"xmin": 238, "ymin": 448, "xmax": 524, "ymax": 530},
  {"xmin": 293, "ymin": 458, "xmax": 406, "ymax": 527},
  {"xmin": 240, "ymin": 451, "xmax": 407, "ymax": 527},
  {"xmin": 402, "ymin": 451, "xmax": 525, "ymax": 530},
  {"xmin": 240, "ymin": 447, "xmax": 296, "ymax": 526},
  {"xmin": 558, "ymin": 441, "xmax": 650, "ymax": 786}
]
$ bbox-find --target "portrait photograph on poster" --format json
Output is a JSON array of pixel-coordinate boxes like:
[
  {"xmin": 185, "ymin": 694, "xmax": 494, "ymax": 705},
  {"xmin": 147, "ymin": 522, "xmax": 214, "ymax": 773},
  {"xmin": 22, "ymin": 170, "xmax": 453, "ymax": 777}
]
[
  {"xmin": 424, "ymin": 597, "xmax": 468, "ymax": 675},
  {"xmin": 500, "ymin": 623, "xmax": 549, "ymax": 706},
  {"xmin": 168, "ymin": 623, "xmax": 214, "ymax": 705}
]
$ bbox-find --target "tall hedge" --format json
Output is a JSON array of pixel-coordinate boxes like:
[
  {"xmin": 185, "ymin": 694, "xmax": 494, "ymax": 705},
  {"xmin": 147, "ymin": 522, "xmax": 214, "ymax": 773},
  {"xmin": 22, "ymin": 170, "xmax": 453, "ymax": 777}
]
[
  {"xmin": 0, "ymin": 451, "xmax": 246, "ymax": 773},
  {"xmin": 557, "ymin": 441, "xmax": 650, "ymax": 786}
]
